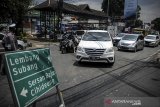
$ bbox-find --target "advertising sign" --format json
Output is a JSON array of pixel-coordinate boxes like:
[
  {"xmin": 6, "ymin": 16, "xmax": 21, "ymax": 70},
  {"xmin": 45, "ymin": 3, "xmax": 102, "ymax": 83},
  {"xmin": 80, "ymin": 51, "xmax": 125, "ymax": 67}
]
[
  {"xmin": 4, "ymin": 48, "xmax": 59, "ymax": 107},
  {"xmin": 124, "ymin": 0, "xmax": 138, "ymax": 19}
]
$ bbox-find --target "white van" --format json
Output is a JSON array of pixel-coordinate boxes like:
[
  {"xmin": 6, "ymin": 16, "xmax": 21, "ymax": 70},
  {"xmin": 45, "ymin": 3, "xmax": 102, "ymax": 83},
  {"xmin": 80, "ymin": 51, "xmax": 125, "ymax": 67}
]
[{"xmin": 76, "ymin": 30, "xmax": 115, "ymax": 65}]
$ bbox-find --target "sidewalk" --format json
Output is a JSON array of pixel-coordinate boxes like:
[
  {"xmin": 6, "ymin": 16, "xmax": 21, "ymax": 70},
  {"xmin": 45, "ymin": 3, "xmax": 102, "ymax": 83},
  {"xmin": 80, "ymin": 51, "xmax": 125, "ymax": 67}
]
[
  {"xmin": 146, "ymin": 50, "xmax": 160, "ymax": 65},
  {"xmin": 27, "ymin": 39, "xmax": 59, "ymax": 49},
  {"xmin": 0, "ymin": 39, "xmax": 60, "ymax": 107}
]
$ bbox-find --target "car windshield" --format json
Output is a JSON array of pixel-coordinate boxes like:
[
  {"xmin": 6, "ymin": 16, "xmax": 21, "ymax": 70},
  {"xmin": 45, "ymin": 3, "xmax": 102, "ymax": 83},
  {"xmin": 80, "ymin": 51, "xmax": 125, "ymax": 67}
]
[
  {"xmin": 145, "ymin": 36, "xmax": 156, "ymax": 40},
  {"xmin": 122, "ymin": 35, "xmax": 138, "ymax": 41},
  {"xmin": 117, "ymin": 33, "xmax": 125, "ymax": 37},
  {"xmin": 82, "ymin": 32, "xmax": 111, "ymax": 41}
]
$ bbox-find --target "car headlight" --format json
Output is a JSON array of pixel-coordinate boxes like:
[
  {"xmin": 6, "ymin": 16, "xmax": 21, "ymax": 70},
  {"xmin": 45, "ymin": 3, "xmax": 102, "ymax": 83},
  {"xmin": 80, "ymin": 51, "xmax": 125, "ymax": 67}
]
[
  {"xmin": 77, "ymin": 47, "xmax": 85, "ymax": 52},
  {"xmin": 105, "ymin": 47, "xmax": 114, "ymax": 53},
  {"xmin": 130, "ymin": 42, "xmax": 136, "ymax": 47}
]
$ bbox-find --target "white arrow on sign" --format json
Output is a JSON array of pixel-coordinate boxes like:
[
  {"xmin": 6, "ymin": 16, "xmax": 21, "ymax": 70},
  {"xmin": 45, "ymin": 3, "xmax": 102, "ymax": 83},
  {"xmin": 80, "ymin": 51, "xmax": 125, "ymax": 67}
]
[{"xmin": 20, "ymin": 87, "xmax": 28, "ymax": 97}]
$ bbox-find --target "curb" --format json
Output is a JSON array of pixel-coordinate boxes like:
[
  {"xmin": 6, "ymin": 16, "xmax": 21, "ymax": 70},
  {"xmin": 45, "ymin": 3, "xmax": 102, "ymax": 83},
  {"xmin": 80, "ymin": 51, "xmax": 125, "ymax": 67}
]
[{"xmin": 145, "ymin": 49, "xmax": 160, "ymax": 64}]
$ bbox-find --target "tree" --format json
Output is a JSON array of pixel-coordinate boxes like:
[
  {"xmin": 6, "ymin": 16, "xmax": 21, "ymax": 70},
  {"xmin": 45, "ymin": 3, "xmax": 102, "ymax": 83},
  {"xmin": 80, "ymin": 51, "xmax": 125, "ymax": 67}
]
[
  {"xmin": 125, "ymin": 19, "xmax": 143, "ymax": 28},
  {"xmin": 101, "ymin": 0, "xmax": 124, "ymax": 17},
  {"xmin": 101, "ymin": 0, "xmax": 141, "ymax": 19},
  {"xmin": 0, "ymin": 0, "xmax": 32, "ymax": 25},
  {"xmin": 102, "ymin": 0, "xmax": 142, "ymax": 27},
  {"xmin": 151, "ymin": 18, "xmax": 160, "ymax": 32}
]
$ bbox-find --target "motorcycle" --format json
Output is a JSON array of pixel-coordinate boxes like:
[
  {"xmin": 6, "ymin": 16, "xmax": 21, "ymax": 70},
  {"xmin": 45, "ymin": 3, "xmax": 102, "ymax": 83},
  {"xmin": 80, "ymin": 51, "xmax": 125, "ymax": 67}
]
[{"xmin": 59, "ymin": 32, "xmax": 79, "ymax": 54}]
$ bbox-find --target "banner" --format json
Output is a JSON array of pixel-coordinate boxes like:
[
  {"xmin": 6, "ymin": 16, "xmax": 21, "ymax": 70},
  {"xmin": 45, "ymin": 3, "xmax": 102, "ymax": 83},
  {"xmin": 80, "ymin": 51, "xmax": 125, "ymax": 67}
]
[{"xmin": 124, "ymin": 0, "xmax": 138, "ymax": 19}]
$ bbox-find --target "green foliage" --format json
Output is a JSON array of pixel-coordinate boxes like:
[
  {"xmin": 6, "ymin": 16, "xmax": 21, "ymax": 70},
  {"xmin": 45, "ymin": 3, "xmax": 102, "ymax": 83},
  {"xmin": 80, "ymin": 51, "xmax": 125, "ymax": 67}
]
[
  {"xmin": 0, "ymin": 0, "xmax": 32, "ymax": 24},
  {"xmin": 102, "ymin": 0, "xmax": 124, "ymax": 16},
  {"xmin": 101, "ymin": 0, "xmax": 141, "ymax": 19},
  {"xmin": 151, "ymin": 18, "xmax": 160, "ymax": 32},
  {"xmin": 126, "ymin": 19, "xmax": 143, "ymax": 28}
]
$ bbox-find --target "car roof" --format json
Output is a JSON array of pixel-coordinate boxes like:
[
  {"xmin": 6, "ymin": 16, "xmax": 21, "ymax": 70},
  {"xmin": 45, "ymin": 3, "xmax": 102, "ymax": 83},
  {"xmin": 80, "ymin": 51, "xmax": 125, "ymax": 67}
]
[
  {"xmin": 125, "ymin": 33, "xmax": 141, "ymax": 36},
  {"xmin": 119, "ymin": 32, "xmax": 128, "ymax": 34},
  {"xmin": 86, "ymin": 30, "xmax": 108, "ymax": 33},
  {"xmin": 146, "ymin": 35, "xmax": 158, "ymax": 37}
]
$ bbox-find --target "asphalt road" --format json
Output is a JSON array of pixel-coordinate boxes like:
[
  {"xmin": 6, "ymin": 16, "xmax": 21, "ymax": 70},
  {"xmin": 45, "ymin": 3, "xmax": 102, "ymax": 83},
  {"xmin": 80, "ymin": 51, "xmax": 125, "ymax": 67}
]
[
  {"xmin": 0, "ymin": 44, "xmax": 160, "ymax": 107},
  {"xmin": 36, "ymin": 44, "xmax": 160, "ymax": 107}
]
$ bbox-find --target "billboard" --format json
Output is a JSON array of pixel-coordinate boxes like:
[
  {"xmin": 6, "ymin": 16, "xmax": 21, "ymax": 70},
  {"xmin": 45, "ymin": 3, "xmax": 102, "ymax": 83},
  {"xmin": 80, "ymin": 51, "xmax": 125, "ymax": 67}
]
[{"xmin": 124, "ymin": 0, "xmax": 138, "ymax": 19}]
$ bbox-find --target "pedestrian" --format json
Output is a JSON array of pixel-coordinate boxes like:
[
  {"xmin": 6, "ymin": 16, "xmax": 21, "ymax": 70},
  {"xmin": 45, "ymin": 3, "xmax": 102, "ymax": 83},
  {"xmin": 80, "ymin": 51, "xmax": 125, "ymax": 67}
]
[{"xmin": 2, "ymin": 27, "xmax": 17, "ymax": 51}]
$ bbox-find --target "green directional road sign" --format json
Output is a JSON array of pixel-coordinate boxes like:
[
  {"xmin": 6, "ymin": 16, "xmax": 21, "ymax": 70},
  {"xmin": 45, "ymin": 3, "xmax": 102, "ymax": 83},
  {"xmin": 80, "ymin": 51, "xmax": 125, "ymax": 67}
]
[{"xmin": 4, "ymin": 48, "xmax": 59, "ymax": 107}]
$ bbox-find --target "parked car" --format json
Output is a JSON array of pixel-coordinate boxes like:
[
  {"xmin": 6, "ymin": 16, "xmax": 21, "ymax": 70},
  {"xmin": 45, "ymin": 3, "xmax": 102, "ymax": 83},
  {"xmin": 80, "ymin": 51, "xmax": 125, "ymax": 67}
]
[
  {"xmin": 0, "ymin": 32, "xmax": 27, "ymax": 50},
  {"xmin": 113, "ymin": 33, "xmax": 127, "ymax": 46},
  {"xmin": 76, "ymin": 30, "xmax": 115, "ymax": 65},
  {"xmin": 144, "ymin": 35, "xmax": 160, "ymax": 47},
  {"xmin": 117, "ymin": 34, "xmax": 144, "ymax": 52}
]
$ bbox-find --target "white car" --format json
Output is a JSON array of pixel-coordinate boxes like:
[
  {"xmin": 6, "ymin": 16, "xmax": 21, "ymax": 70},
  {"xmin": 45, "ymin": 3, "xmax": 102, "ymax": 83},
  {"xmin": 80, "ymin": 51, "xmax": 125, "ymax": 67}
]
[
  {"xmin": 0, "ymin": 32, "xmax": 27, "ymax": 50},
  {"xmin": 76, "ymin": 30, "xmax": 115, "ymax": 65},
  {"xmin": 144, "ymin": 35, "xmax": 160, "ymax": 47}
]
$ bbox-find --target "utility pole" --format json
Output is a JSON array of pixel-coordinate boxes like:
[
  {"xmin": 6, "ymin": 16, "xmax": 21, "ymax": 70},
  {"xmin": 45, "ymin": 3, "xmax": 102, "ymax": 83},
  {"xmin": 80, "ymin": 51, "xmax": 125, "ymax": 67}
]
[
  {"xmin": 107, "ymin": 0, "xmax": 110, "ymax": 17},
  {"xmin": 107, "ymin": 0, "xmax": 110, "ymax": 25},
  {"xmin": 134, "ymin": 0, "xmax": 138, "ymax": 27}
]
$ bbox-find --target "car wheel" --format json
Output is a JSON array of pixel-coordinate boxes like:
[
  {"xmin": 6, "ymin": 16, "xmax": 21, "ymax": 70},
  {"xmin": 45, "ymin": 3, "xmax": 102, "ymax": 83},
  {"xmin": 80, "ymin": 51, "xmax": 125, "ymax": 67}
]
[
  {"xmin": 61, "ymin": 48, "xmax": 66, "ymax": 54},
  {"xmin": 134, "ymin": 46, "xmax": 137, "ymax": 52},
  {"xmin": 59, "ymin": 45, "xmax": 62, "ymax": 51},
  {"xmin": 141, "ymin": 45, "xmax": 144, "ymax": 50},
  {"xmin": 18, "ymin": 45, "xmax": 24, "ymax": 50}
]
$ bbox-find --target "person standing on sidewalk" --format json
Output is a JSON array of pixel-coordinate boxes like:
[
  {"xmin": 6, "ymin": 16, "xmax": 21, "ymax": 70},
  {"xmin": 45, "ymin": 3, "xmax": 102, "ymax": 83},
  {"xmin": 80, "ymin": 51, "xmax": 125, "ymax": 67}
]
[
  {"xmin": 1, "ymin": 26, "xmax": 18, "ymax": 75},
  {"xmin": 2, "ymin": 27, "xmax": 17, "ymax": 51}
]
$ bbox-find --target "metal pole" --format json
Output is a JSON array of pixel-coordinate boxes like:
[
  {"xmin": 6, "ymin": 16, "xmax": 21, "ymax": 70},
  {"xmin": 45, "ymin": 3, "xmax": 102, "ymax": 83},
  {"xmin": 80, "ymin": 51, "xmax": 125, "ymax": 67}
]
[
  {"xmin": 107, "ymin": 0, "xmax": 109, "ymax": 17},
  {"xmin": 56, "ymin": 86, "xmax": 65, "ymax": 107},
  {"xmin": 136, "ymin": 0, "xmax": 138, "ymax": 20},
  {"xmin": 135, "ymin": 0, "xmax": 138, "ymax": 27}
]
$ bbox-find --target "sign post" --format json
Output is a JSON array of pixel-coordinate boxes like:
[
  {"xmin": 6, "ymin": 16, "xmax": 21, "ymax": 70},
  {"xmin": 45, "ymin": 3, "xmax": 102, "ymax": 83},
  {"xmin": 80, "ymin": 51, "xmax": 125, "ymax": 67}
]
[{"xmin": 4, "ymin": 48, "xmax": 62, "ymax": 107}]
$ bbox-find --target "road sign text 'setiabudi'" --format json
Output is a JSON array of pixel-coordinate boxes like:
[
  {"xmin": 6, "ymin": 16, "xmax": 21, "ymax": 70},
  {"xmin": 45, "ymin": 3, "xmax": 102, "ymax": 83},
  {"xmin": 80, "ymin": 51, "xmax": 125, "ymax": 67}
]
[{"xmin": 4, "ymin": 48, "xmax": 59, "ymax": 107}]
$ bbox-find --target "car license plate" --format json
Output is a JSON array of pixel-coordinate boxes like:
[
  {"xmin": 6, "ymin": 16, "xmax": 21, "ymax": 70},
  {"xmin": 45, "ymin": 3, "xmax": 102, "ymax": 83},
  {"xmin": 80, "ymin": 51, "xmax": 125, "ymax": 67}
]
[{"xmin": 89, "ymin": 56, "xmax": 99, "ymax": 60}]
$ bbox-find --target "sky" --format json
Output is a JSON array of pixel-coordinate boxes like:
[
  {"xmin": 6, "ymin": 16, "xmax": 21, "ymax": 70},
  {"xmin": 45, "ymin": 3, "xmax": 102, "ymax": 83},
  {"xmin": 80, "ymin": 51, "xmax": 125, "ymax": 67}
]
[{"xmin": 35, "ymin": 0, "xmax": 160, "ymax": 23}]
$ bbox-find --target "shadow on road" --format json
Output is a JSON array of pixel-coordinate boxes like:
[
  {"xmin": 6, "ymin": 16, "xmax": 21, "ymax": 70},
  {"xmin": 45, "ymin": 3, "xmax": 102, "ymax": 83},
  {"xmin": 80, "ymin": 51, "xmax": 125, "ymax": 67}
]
[{"xmin": 73, "ymin": 61, "xmax": 114, "ymax": 68}]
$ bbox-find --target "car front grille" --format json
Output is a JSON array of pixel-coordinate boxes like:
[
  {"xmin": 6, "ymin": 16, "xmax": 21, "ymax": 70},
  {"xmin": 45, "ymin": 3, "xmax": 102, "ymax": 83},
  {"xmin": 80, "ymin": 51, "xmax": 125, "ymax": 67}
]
[
  {"xmin": 121, "ymin": 43, "xmax": 130, "ymax": 46},
  {"xmin": 85, "ymin": 48, "xmax": 105, "ymax": 57},
  {"xmin": 145, "ymin": 41, "xmax": 151, "ymax": 44}
]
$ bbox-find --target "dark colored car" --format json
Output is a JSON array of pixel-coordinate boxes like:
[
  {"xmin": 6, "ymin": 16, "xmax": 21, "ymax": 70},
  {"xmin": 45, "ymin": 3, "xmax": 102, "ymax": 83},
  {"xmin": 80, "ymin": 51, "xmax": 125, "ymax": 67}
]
[{"xmin": 113, "ymin": 33, "xmax": 127, "ymax": 46}]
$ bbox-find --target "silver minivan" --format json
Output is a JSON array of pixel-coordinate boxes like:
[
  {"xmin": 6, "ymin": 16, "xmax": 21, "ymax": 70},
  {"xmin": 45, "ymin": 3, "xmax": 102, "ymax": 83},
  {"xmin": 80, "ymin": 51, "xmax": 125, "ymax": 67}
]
[
  {"xmin": 117, "ymin": 34, "xmax": 144, "ymax": 52},
  {"xmin": 144, "ymin": 35, "xmax": 160, "ymax": 47}
]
